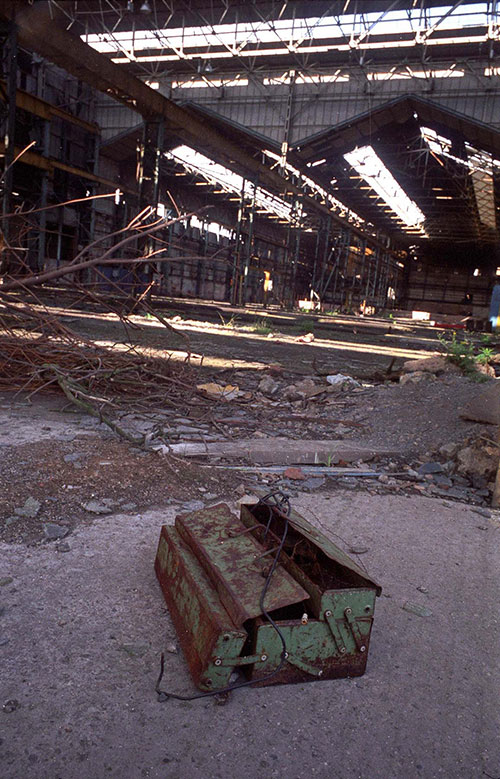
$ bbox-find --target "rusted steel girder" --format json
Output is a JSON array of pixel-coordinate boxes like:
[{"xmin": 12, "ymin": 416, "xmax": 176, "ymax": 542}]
[
  {"xmin": 0, "ymin": 2, "xmax": 293, "ymax": 192},
  {"xmin": 0, "ymin": 1, "xmax": 398, "ymax": 254}
]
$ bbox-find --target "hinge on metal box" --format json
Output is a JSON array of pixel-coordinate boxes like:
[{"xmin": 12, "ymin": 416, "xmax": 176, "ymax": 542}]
[
  {"xmin": 215, "ymin": 651, "xmax": 323, "ymax": 677},
  {"xmin": 324, "ymin": 608, "xmax": 367, "ymax": 654},
  {"xmin": 343, "ymin": 607, "xmax": 367, "ymax": 653},
  {"xmin": 214, "ymin": 653, "xmax": 266, "ymax": 667}
]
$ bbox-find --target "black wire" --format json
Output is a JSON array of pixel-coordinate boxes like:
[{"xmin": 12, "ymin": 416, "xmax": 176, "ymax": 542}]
[{"xmin": 155, "ymin": 490, "xmax": 291, "ymax": 702}]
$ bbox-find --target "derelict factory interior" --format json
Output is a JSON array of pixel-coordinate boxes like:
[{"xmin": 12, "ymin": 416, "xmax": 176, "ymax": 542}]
[{"xmin": 2, "ymin": 0, "xmax": 500, "ymax": 320}]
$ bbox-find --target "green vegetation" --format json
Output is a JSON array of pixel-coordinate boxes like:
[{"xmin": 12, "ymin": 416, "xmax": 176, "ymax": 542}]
[
  {"xmin": 476, "ymin": 346, "xmax": 494, "ymax": 365},
  {"xmin": 292, "ymin": 317, "xmax": 316, "ymax": 335},
  {"xmin": 218, "ymin": 312, "xmax": 239, "ymax": 329},
  {"xmin": 322, "ymin": 309, "xmax": 340, "ymax": 317},
  {"xmin": 253, "ymin": 316, "xmax": 274, "ymax": 335},
  {"xmin": 438, "ymin": 331, "xmax": 495, "ymax": 376}
]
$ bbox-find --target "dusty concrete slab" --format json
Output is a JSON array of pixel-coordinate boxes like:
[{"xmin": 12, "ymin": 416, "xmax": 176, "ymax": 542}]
[
  {"xmin": 0, "ymin": 396, "xmax": 101, "ymax": 447},
  {"xmin": 1, "ymin": 492, "xmax": 499, "ymax": 779},
  {"xmin": 168, "ymin": 438, "xmax": 400, "ymax": 464},
  {"xmin": 461, "ymin": 379, "xmax": 500, "ymax": 424}
]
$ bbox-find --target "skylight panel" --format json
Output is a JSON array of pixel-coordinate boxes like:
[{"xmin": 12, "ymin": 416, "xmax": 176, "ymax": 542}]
[
  {"xmin": 344, "ymin": 146, "xmax": 425, "ymax": 227},
  {"xmin": 83, "ymin": 3, "xmax": 496, "ymax": 62},
  {"xmin": 167, "ymin": 145, "xmax": 294, "ymax": 222}
]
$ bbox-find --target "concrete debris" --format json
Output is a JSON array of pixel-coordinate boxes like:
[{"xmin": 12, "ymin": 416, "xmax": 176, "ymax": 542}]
[
  {"xmin": 399, "ymin": 371, "xmax": 435, "ymax": 386},
  {"xmin": 326, "ymin": 374, "xmax": 361, "ymax": 389},
  {"xmin": 63, "ymin": 452, "xmax": 85, "ymax": 464},
  {"xmin": 121, "ymin": 502, "xmax": 137, "ymax": 512},
  {"xmin": 439, "ymin": 442, "xmax": 461, "ymax": 460},
  {"xmin": 402, "ymin": 601, "xmax": 433, "ymax": 618},
  {"xmin": 14, "ymin": 497, "xmax": 41, "ymax": 518},
  {"xmin": 300, "ymin": 477, "xmax": 326, "ymax": 491},
  {"xmin": 81, "ymin": 500, "xmax": 114, "ymax": 515},
  {"xmin": 196, "ymin": 383, "xmax": 239, "ymax": 401},
  {"xmin": 402, "ymin": 356, "xmax": 460, "ymax": 375},
  {"xmin": 461, "ymin": 380, "xmax": 500, "ymax": 425},
  {"xmin": 283, "ymin": 378, "xmax": 318, "ymax": 401},
  {"xmin": 417, "ymin": 462, "xmax": 444, "ymax": 475},
  {"xmin": 168, "ymin": 439, "xmax": 400, "ymax": 465},
  {"xmin": 43, "ymin": 523, "xmax": 70, "ymax": 540},
  {"xmin": 258, "ymin": 376, "xmax": 279, "ymax": 397},
  {"xmin": 283, "ymin": 466, "xmax": 306, "ymax": 480}
]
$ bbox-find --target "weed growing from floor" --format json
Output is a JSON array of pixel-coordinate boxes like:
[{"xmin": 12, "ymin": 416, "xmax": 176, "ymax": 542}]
[
  {"xmin": 253, "ymin": 316, "xmax": 274, "ymax": 335},
  {"xmin": 323, "ymin": 310, "xmax": 340, "ymax": 317},
  {"xmin": 476, "ymin": 346, "xmax": 494, "ymax": 365},
  {"xmin": 218, "ymin": 313, "xmax": 239, "ymax": 329},
  {"xmin": 292, "ymin": 318, "xmax": 316, "ymax": 335},
  {"xmin": 438, "ymin": 331, "xmax": 493, "ymax": 376}
]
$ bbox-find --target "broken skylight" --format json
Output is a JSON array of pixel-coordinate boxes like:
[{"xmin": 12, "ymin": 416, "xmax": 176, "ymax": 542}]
[
  {"xmin": 166, "ymin": 145, "xmax": 295, "ymax": 223},
  {"xmin": 82, "ymin": 3, "xmax": 497, "ymax": 64},
  {"xmin": 421, "ymin": 127, "xmax": 498, "ymax": 229},
  {"xmin": 344, "ymin": 146, "xmax": 425, "ymax": 228}
]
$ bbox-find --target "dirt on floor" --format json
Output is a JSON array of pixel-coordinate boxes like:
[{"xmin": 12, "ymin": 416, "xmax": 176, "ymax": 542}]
[
  {"xmin": 0, "ymin": 298, "xmax": 497, "ymax": 546},
  {"xmin": 0, "ymin": 427, "xmax": 246, "ymax": 546}
]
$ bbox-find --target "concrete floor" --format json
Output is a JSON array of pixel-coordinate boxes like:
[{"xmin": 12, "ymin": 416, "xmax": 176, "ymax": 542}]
[{"xmin": 1, "ymin": 491, "xmax": 499, "ymax": 779}]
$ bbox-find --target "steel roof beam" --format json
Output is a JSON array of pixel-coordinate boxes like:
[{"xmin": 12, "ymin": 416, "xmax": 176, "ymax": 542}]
[{"xmin": 1, "ymin": 1, "xmax": 396, "ymax": 250}]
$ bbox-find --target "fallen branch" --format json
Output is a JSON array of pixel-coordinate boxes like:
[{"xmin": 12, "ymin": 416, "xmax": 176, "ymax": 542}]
[{"xmin": 50, "ymin": 366, "xmax": 145, "ymax": 446}]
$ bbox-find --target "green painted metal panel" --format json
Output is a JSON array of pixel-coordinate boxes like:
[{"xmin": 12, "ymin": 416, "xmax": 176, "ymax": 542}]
[
  {"xmin": 176, "ymin": 503, "xmax": 309, "ymax": 626},
  {"xmin": 155, "ymin": 502, "xmax": 381, "ymax": 691}
]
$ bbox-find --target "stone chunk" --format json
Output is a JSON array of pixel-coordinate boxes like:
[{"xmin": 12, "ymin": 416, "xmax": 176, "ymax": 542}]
[
  {"xmin": 81, "ymin": 500, "xmax": 113, "ymax": 515},
  {"xmin": 400, "ymin": 371, "xmax": 435, "ymax": 386},
  {"xmin": 258, "ymin": 376, "xmax": 279, "ymax": 397},
  {"xmin": 417, "ymin": 462, "xmax": 444, "ymax": 475},
  {"xmin": 43, "ymin": 523, "xmax": 70, "ymax": 540},
  {"xmin": 402, "ymin": 356, "xmax": 460, "ymax": 375},
  {"xmin": 14, "ymin": 497, "xmax": 41, "ymax": 518},
  {"xmin": 461, "ymin": 380, "xmax": 500, "ymax": 424},
  {"xmin": 402, "ymin": 601, "xmax": 433, "ymax": 617}
]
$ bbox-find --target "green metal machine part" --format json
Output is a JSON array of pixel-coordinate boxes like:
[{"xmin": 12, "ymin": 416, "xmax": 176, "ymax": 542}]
[{"xmin": 154, "ymin": 502, "xmax": 381, "ymax": 690}]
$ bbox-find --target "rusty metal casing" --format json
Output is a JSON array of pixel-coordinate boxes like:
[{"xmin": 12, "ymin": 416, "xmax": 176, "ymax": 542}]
[{"xmin": 154, "ymin": 502, "xmax": 381, "ymax": 691}]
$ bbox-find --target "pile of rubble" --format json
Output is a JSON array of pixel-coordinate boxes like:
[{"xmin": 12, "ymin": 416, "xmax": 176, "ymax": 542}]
[{"xmin": 413, "ymin": 431, "xmax": 499, "ymax": 500}]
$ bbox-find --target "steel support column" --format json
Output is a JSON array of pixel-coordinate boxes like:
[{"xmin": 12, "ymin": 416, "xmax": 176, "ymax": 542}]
[
  {"xmin": 136, "ymin": 119, "xmax": 164, "ymax": 296},
  {"xmin": 2, "ymin": 20, "xmax": 17, "ymax": 236},
  {"xmin": 242, "ymin": 180, "xmax": 257, "ymax": 305},
  {"xmin": 231, "ymin": 177, "xmax": 246, "ymax": 306}
]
